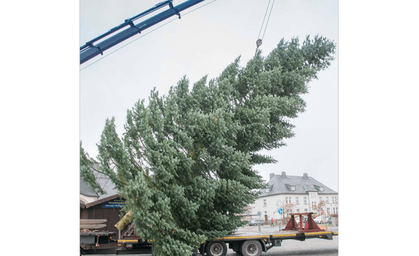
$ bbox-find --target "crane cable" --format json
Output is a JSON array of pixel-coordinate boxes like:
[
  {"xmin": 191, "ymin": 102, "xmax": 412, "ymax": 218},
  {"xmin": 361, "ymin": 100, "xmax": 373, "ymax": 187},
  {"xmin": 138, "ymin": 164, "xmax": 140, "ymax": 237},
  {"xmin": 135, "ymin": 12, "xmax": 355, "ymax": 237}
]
[{"xmin": 255, "ymin": 0, "xmax": 276, "ymax": 55}]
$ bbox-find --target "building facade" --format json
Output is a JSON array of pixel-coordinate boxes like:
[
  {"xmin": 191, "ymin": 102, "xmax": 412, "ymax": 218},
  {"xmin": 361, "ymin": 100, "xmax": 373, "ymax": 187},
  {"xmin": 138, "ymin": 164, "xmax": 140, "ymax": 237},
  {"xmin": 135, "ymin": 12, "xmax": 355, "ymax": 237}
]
[
  {"xmin": 249, "ymin": 172, "xmax": 338, "ymax": 223},
  {"xmin": 80, "ymin": 171, "xmax": 122, "ymax": 225}
]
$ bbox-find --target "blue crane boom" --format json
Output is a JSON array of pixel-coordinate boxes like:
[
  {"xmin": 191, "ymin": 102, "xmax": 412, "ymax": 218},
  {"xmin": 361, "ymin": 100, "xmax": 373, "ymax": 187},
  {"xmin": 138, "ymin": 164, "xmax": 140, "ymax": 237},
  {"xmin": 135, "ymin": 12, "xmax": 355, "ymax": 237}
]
[{"xmin": 80, "ymin": 0, "xmax": 206, "ymax": 65}]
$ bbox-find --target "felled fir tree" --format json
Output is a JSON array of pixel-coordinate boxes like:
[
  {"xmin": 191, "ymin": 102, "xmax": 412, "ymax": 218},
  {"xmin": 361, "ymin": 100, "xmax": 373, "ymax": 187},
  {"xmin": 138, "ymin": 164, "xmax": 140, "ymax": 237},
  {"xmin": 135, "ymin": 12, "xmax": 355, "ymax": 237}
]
[{"xmin": 81, "ymin": 36, "xmax": 335, "ymax": 256}]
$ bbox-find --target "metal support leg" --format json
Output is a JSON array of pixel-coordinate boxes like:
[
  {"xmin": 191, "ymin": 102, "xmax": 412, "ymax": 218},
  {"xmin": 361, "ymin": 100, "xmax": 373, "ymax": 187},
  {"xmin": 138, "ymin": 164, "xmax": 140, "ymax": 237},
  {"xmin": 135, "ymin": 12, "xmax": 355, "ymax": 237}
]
[{"xmin": 299, "ymin": 214, "xmax": 303, "ymax": 230}]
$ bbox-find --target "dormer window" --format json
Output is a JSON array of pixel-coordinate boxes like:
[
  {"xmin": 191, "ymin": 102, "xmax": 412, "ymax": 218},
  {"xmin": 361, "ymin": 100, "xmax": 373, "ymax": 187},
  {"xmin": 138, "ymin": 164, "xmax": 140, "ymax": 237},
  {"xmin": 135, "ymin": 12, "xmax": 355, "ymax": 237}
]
[
  {"xmin": 265, "ymin": 185, "xmax": 273, "ymax": 193},
  {"xmin": 314, "ymin": 185, "xmax": 324, "ymax": 192},
  {"xmin": 285, "ymin": 184, "xmax": 296, "ymax": 191}
]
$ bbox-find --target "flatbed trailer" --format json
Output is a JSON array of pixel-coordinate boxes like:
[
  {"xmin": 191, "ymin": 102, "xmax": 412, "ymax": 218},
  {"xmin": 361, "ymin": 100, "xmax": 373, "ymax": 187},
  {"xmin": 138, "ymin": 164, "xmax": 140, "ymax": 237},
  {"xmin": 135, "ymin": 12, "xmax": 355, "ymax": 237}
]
[
  {"xmin": 115, "ymin": 229, "xmax": 338, "ymax": 256},
  {"xmin": 200, "ymin": 229, "xmax": 338, "ymax": 256},
  {"xmin": 116, "ymin": 212, "xmax": 338, "ymax": 256}
]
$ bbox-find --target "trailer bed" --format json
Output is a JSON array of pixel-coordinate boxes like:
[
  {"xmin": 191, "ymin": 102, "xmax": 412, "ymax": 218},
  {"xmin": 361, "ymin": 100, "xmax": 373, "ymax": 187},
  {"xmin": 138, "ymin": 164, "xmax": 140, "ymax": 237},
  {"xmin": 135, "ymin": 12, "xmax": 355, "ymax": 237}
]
[
  {"xmin": 115, "ymin": 228, "xmax": 338, "ymax": 256},
  {"xmin": 217, "ymin": 229, "xmax": 338, "ymax": 241}
]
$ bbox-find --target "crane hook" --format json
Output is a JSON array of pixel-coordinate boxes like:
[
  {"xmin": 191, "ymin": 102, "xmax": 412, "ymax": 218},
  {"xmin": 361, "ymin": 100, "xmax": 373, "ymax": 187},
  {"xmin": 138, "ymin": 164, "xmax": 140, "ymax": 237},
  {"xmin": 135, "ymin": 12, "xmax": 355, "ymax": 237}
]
[
  {"xmin": 255, "ymin": 39, "xmax": 262, "ymax": 55},
  {"xmin": 256, "ymin": 39, "xmax": 262, "ymax": 48}
]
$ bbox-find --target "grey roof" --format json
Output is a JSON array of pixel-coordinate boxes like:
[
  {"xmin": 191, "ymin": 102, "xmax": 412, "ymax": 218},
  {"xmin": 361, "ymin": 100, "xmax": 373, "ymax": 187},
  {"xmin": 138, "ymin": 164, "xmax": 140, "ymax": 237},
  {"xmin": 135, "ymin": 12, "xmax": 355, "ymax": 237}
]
[
  {"xmin": 95, "ymin": 174, "xmax": 119, "ymax": 200},
  {"xmin": 80, "ymin": 178, "xmax": 97, "ymax": 197},
  {"xmin": 80, "ymin": 168, "xmax": 119, "ymax": 200},
  {"xmin": 259, "ymin": 172, "xmax": 337, "ymax": 197}
]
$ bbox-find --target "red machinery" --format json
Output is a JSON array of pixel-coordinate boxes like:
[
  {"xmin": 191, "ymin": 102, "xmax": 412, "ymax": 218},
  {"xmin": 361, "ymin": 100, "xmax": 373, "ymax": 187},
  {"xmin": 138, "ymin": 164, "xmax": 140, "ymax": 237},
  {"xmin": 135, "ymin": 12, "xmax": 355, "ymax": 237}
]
[{"xmin": 283, "ymin": 212, "xmax": 324, "ymax": 232}]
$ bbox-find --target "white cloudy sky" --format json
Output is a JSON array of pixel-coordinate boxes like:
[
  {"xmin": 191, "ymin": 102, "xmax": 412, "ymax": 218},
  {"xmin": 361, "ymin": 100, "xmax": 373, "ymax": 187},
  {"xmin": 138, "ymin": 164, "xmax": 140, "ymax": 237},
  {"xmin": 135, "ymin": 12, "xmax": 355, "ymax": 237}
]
[{"xmin": 80, "ymin": 0, "xmax": 338, "ymax": 191}]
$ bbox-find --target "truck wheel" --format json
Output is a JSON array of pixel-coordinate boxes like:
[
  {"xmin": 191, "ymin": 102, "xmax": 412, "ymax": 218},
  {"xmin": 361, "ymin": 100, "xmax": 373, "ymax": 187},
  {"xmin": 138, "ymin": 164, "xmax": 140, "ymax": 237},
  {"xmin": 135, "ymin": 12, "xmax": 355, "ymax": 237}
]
[
  {"xmin": 205, "ymin": 241, "xmax": 227, "ymax": 256},
  {"xmin": 241, "ymin": 240, "xmax": 262, "ymax": 256}
]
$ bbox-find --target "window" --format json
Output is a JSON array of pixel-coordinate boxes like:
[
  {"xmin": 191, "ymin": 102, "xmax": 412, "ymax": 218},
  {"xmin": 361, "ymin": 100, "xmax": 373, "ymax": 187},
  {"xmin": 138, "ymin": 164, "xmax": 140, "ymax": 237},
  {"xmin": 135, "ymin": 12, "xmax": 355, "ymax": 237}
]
[
  {"xmin": 295, "ymin": 197, "xmax": 299, "ymax": 205},
  {"xmin": 263, "ymin": 199, "xmax": 267, "ymax": 207},
  {"xmin": 304, "ymin": 197, "xmax": 307, "ymax": 205},
  {"xmin": 311, "ymin": 192, "xmax": 316, "ymax": 198},
  {"xmin": 285, "ymin": 197, "xmax": 292, "ymax": 204},
  {"xmin": 319, "ymin": 197, "xmax": 322, "ymax": 202},
  {"xmin": 326, "ymin": 196, "xmax": 329, "ymax": 203},
  {"xmin": 297, "ymin": 209, "xmax": 300, "ymax": 213}
]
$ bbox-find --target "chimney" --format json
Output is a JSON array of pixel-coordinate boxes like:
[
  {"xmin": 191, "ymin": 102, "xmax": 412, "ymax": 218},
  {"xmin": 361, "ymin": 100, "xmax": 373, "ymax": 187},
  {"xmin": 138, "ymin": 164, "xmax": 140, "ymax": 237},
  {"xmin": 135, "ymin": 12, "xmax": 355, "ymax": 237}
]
[
  {"xmin": 303, "ymin": 173, "xmax": 309, "ymax": 179},
  {"xmin": 281, "ymin": 172, "xmax": 287, "ymax": 178},
  {"xmin": 269, "ymin": 173, "xmax": 275, "ymax": 180}
]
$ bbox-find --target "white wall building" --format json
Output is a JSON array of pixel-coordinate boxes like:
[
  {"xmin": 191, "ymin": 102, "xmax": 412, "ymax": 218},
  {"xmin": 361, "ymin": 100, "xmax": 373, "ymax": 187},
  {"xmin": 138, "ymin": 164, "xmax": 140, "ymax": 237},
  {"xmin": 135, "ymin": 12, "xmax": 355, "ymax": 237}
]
[{"xmin": 249, "ymin": 172, "xmax": 338, "ymax": 223}]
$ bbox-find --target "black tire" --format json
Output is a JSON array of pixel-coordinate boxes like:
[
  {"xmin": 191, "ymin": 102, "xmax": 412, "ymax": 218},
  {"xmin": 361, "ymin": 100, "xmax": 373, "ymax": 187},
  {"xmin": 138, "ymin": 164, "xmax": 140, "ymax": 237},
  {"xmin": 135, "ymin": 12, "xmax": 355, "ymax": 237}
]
[
  {"xmin": 199, "ymin": 244, "xmax": 205, "ymax": 255},
  {"xmin": 205, "ymin": 241, "xmax": 227, "ymax": 256},
  {"xmin": 241, "ymin": 240, "xmax": 262, "ymax": 256}
]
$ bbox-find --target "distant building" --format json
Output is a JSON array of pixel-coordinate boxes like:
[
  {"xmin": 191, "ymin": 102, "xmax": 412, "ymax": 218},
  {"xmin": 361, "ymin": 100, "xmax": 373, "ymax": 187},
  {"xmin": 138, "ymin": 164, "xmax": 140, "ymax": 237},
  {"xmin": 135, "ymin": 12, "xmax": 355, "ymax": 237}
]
[
  {"xmin": 249, "ymin": 172, "xmax": 338, "ymax": 223},
  {"xmin": 80, "ymin": 171, "xmax": 125, "ymax": 234}
]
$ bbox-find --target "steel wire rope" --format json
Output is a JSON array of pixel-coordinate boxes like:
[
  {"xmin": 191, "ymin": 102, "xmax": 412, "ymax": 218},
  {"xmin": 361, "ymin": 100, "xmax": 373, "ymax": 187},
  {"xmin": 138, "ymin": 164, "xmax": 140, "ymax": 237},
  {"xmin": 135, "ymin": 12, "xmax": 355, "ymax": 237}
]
[
  {"xmin": 261, "ymin": 0, "xmax": 276, "ymax": 41},
  {"xmin": 257, "ymin": 0, "xmax": 272, "ymax": 40}
]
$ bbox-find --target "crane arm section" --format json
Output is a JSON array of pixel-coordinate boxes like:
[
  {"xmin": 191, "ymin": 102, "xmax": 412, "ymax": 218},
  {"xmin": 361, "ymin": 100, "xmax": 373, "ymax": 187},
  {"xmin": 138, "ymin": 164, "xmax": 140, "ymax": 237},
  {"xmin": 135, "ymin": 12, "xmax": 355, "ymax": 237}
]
[{"xmin": 80, "ymin": 0, "xmax": 207, "ymax": 65}]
